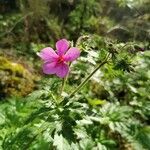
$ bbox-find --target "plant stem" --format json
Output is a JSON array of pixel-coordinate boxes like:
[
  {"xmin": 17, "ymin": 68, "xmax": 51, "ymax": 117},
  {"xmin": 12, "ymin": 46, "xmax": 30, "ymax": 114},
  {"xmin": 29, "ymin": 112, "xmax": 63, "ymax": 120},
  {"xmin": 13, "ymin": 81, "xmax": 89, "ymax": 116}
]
[
  {"xmin": 61, "ymin": 62, "xmax": 72, "ymax": 95},
  {"xmin": 69, "ymin": 54, "xmax": 110, "ymax": 98},
  {"xmin": 61, "ymin": 78, "xmax": 66, "ymax": 94}
]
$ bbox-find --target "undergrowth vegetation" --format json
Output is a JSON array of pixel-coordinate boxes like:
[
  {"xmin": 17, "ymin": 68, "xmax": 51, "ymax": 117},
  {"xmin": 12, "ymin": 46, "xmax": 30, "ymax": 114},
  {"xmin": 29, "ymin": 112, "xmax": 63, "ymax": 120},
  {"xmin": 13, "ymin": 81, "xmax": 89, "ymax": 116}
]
[{"xmin": 0, "ymin": 0, "xmax": 149, "ymax": 150}]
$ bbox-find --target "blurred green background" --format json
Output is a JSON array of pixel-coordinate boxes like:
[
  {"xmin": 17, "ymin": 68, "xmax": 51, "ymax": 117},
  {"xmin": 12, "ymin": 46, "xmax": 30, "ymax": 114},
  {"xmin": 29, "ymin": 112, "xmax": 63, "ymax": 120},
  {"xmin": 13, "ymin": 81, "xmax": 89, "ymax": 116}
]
[{"xmin": 0, "ymin": 0, "xmax": 149, "ymax": 98}]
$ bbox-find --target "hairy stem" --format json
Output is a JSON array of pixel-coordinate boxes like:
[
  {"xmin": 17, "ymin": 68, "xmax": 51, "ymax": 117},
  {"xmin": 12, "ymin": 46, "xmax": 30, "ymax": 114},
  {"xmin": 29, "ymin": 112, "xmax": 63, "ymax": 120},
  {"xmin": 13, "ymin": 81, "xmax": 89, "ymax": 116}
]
[
  {"xmin": 61, "ymin": 78, "xmax": 66, "ymax": 95},
  {"xmin": 69, "ymin": 53, "xmax": 110, "ymax": 98},
  {"xmin": 61, "ymin": 62, "xmax": 72, "ymax": 95}
]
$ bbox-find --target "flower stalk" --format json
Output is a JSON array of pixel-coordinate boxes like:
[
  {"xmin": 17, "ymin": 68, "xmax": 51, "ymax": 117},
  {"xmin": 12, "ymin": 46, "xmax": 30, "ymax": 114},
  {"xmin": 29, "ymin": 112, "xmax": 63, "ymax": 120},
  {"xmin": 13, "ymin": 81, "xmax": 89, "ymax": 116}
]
[
  {"xmin": 61, "ymin": 78, "xmax": 66, "ymax": 94},
  {"xmin": 61, "ymin": 62, "xmax": 72, "ymax": 95},
  {"xmin": 69, "ymin": 53, "xmax": 110, "ymax": 98}
]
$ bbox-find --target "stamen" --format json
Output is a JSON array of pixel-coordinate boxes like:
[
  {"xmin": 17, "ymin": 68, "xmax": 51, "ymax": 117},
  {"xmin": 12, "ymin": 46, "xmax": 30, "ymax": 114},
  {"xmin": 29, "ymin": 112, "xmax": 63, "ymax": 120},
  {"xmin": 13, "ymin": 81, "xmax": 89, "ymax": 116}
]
[{"xmin": 57, "ymin": 56, "xmax": 64, "ymax": 63}]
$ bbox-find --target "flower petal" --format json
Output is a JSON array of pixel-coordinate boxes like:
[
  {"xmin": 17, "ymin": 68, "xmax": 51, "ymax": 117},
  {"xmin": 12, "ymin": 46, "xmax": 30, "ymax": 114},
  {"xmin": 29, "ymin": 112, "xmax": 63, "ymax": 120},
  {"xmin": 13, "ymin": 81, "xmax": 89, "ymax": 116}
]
[
  {"xmin": 56, "ymin": 39, "xmax": 69, "ymax": 56},
  {"xmin": 55, "ymin": 63, "xmax": 69, "ymax": 78},
  {"xmin": 64, "ymin": 47, "xmax": 80, "ymax": 62},
  {"xmin": 38, "ymin": 47, "xmax": 58, "ymax": 62},
  {"xmin": 42, "ymin": 62, "xmax": 57, "ymax": 74}
]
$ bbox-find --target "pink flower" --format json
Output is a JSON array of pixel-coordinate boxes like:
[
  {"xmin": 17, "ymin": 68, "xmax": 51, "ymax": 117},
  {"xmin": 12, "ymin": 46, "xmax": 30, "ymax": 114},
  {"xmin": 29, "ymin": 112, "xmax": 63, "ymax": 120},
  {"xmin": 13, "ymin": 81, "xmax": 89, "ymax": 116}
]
[{"xmin": 38, "ymin": 39, "xmax": 80, "ymax": 78}]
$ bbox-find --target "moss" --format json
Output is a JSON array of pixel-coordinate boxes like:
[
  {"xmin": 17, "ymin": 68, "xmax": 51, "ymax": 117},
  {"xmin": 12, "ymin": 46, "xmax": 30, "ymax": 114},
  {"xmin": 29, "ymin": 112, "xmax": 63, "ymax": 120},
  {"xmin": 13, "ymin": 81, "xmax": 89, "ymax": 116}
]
[{"xmin": 0, "ymin": 56, "xmax": 36, "ymax": 99}]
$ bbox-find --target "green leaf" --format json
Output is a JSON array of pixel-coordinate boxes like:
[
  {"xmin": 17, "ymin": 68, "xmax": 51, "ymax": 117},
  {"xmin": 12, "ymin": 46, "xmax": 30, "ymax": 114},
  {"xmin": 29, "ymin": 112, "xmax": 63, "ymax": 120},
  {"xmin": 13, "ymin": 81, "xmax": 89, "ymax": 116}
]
[
  {"xmin": 74, "ymin": 127, "xmax": 88, "ymax": 139},
  {"xmin": 53, "ymin": 133, "xmax": 71, "ymax": 150},
  {"xmin": 88, "ymin": 99, "xmax": 106, "ymax": 106},
  {"xmin": 79, "ymin": 138, "xmax": 95, "ymax": 150},
  {"xmin": 136, "ymin": 126, "xmax": 150, "ymax": 150}
]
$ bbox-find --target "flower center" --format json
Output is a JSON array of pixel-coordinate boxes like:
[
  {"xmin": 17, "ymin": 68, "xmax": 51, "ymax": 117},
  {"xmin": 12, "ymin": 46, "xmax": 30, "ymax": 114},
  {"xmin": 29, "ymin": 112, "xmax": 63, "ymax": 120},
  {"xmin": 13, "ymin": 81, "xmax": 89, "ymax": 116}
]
[{"xmin": 57, "ymin": 56, "xmax": 64, "ymax": 63}]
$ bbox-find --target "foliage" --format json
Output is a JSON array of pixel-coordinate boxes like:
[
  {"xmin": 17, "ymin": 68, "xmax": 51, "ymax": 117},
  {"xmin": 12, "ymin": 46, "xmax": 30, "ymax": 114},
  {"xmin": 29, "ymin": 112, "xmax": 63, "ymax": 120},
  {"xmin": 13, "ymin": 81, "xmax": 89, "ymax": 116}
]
[
  {"xmin": 0, "ymin": 36, "xmax": 150, "ymax": 149},
  {"xmin": 0, "ymin": 0, "xmax": 150, "ymax": 149},
  {"xmin": 0, "ymin": 90, "xmax": 149, "ymax": 149}
]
